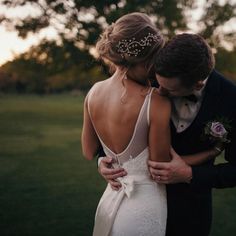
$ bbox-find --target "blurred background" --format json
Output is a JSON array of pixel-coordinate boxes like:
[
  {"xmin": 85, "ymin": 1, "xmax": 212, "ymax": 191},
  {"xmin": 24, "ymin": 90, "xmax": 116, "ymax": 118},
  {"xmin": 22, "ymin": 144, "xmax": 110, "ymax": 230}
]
[{"xmin": 0, "ymin": 0, "xmax": 236, "ymax": 235}]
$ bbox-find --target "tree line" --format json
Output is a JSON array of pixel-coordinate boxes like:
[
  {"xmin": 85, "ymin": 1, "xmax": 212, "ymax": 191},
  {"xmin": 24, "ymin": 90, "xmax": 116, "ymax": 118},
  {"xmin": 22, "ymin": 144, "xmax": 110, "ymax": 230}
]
[{"xmin": 0, "ymin": 0, "xmax": 236, "ymax": 93}]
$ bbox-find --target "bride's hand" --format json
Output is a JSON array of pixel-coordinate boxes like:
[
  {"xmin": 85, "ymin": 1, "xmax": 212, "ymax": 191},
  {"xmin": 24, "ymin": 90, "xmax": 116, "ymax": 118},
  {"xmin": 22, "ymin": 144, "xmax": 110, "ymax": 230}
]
[{"xmin": 98, "ymin": 157, "xmax": 127, "ymax": 190}]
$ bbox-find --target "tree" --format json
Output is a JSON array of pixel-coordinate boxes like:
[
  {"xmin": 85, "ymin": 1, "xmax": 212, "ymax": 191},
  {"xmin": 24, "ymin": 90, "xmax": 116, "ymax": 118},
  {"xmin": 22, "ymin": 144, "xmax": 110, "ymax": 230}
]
[
  {"xmin": 0, "ymin": 0, "xmax": 192, "ymax": 93},
  {"xmin": 1, "ymin": 0, "xmax": 235, "ymax": 49},
  {"xmin": 0, "ymin": 0, "xmax": 236, "ymax": 93},
  {"xmin": 215, "ymin": 47, "xmax": 236, "ymax": 82},
  {"xmin": 197, "ymin": 0, "xmax": 236, "ymax": 49},
  {"xmin": 0, "ymin": 0, "xmax": 193, "ymax": 49},
  {"xmin": 0, "ymin": 39, "xmax": 105, "ymax": 93}
]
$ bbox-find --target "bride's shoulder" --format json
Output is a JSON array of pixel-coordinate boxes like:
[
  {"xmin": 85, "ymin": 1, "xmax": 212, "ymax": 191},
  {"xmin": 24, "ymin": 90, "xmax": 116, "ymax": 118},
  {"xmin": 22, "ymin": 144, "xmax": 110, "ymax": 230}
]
[
  {"xmin": 85, "ymin": 78, "xmax": 111, "ymax": 104},
  {"xmin": 151, "ymin": 88, "xmax": 170, "ymax": 104},
  {"xmin": 87, "ymin": 79, "xmax": 109, "ymax": 95},
  {"xmin": 91, "ymin": 77, "xmax": 112, "ymax": 90},
  {"xmin": 150, "ymin": 88, "xmax": 171, "ymax": 114},
  {"xmin": 91, "ymin": 79, "xmax": 106, "ymax": 89}
]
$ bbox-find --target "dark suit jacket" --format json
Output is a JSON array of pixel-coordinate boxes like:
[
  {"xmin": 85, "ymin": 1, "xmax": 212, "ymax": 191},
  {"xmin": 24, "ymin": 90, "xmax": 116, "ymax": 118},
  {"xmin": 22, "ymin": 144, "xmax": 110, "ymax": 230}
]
[{"xmin": 166, "ymin": 70, "xmax": 236, "ymax": 236}]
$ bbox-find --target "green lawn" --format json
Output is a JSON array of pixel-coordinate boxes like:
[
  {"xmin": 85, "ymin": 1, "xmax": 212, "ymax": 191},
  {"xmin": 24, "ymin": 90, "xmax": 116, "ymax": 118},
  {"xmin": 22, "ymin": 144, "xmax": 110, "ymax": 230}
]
[{"xmin": 0, "ymin": 94, "xmax": 235, "ymax": 236}]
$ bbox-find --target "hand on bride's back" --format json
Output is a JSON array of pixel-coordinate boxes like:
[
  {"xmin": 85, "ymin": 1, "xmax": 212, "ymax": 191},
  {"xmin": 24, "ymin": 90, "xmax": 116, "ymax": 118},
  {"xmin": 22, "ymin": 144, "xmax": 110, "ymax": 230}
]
[{"xmin": 99, "ymin": 157, "xmax": 127, "ymax": 190}]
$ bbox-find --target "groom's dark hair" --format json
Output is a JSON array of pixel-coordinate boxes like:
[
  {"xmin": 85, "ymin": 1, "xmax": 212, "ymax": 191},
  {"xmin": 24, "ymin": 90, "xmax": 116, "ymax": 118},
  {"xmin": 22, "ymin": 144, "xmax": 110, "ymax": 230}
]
[{"xmin": 154, "ymin": 33, "xmax": 215, "ymax": 88}]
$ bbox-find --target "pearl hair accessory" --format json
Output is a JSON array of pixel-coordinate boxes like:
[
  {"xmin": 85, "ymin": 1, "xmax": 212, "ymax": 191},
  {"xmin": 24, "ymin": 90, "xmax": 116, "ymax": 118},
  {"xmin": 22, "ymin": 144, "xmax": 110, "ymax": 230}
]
[{"xmin": 116, "ymin": 32, "xmax": 160, "ymax": 57}]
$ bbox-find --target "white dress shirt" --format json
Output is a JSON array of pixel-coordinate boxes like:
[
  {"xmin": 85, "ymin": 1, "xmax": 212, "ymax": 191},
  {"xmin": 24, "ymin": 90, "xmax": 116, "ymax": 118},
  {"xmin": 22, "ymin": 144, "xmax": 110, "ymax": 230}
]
[{"xmin": 171, "ymin": 79, "xmax": 208, "ymax": 133}]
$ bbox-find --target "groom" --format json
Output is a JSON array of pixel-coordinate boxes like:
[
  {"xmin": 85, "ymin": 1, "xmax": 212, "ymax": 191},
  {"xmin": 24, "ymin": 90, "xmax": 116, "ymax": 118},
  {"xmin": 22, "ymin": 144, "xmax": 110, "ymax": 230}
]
[{"xmin": 98, "ymin": 33, "xmax": 236, "ymax": 236}]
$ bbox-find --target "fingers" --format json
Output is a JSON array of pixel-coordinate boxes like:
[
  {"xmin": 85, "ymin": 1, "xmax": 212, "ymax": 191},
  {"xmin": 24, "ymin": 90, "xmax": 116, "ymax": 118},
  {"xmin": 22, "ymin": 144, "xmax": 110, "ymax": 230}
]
[
  {"xmin": 101, "ymin": 156, "xmax": 113, "ymax": 164},
  {"xmin": 102, "ymin": 157, "xmax": 112, "ymax": 163},
  {"xmin": 148, "ymin": 160, "xmax": 170, "ymax": 170},
  {"xmin": 99, "ymin": 160, "xmax": 127, "ymax": 181},
  {"xmin": 155, "ymin": 180, "xmax": 170, "ymax": 184},
  {"xmin": 152, "ymin": 169, "xmax": 167, "ymax": 176},
  {"xmin": 148, "ymin": 160, "xmax": 171, "ymax": 183},
  {"xmin": 149, "ymin": 166, "xmax": 166, "ymax": 176},
  {"xmin": 109, "ymin": 180, "xmax": 122, "ymax": 191},
  {"xmin": 151, "ymin": 173, "xmax": 171, "ymax": 184},
  {"xmin": 150, "ymin": 169, "xmax": 170, "ymax": 181},
  {"xmin": 148, "ymin": 162, "xmax": 172, "ymax": 182},
  {"xmin": 99, "ymin": 159, "xmax": 124, "ymax": 190},
  {"xmin": 170, "ymin": 147, "xmax": 181, "ymax": 160},
  {"xmin": 105, "ymin": 171, "xmax": 127, "ymax": 181},
  {"xmin": 170, "ymin": 146, "xmax": 176, "ymax": 156},
  {"xmin": 100, "ymin": 167, "xmax": 126, "ymax": 179}
]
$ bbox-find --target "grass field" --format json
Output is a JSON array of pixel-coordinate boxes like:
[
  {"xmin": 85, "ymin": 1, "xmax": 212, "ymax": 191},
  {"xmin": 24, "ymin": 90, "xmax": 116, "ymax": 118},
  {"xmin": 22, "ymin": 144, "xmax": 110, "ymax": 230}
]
[{"xmin": 0, "ymin": 94, "xmax": 235, "ymax": 236}]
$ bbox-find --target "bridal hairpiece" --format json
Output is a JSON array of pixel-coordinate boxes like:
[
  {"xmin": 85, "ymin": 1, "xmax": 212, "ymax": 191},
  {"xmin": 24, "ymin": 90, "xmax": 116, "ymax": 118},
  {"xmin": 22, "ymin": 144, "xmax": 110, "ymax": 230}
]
[{"xmin": 116, "ymin": 32, "xmax": 160, "ymax": 58}]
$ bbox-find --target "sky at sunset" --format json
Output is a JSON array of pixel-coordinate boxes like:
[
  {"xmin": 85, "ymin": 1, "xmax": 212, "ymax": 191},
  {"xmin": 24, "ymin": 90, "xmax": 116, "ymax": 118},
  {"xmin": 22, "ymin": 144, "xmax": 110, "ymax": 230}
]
[{"xmin": 0, "ymin": 25, "xmax": 58, "ymax": 65}]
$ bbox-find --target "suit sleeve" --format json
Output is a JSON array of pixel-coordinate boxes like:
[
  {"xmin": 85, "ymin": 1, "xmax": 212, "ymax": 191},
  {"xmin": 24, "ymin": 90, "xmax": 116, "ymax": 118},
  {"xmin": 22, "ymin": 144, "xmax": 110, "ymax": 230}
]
[{"xmin": 190, "ymin": 117, "xmax": 236, "ymax": 189}]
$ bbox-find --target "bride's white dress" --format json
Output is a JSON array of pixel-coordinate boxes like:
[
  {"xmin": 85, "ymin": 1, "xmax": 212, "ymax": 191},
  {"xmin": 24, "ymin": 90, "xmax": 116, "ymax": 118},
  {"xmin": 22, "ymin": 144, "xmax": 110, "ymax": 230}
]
[{"xmin": 88, "ymin": 88, "xmax": 167, "ymax": 236}]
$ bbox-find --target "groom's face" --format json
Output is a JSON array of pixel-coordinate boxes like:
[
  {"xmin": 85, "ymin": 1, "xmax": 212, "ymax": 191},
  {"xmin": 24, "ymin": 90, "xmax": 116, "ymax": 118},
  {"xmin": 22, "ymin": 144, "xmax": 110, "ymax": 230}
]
[{"xmin": 155, "ymin": 74, "xmax": 194, "ymax": 97}]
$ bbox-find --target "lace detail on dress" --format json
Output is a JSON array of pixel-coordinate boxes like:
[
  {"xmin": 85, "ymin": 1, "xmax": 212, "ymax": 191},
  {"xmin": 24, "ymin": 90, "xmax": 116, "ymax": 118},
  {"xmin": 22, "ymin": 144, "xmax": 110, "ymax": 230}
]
[
  {"xmin": 121, "ymin": 148, "xmax": 150, "ymax": 176},
  {"xmin": 112, "ymin": 151, "xmax": 167, "ymax": 236}
]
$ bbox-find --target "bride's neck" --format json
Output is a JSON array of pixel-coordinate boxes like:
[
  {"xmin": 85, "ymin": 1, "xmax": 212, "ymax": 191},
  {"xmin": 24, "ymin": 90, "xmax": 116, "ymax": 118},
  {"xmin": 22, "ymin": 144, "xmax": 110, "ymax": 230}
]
[{"xmin": 113, "ymin": 68, "xmax": 150, "ymax": 86}]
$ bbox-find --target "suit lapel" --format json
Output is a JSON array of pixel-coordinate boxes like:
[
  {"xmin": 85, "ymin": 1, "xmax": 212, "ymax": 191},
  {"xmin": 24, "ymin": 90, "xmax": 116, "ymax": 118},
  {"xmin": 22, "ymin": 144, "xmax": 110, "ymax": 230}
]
[{"xmin": 194, "ymin": 70, "xmax": 221, "ymax": 125}]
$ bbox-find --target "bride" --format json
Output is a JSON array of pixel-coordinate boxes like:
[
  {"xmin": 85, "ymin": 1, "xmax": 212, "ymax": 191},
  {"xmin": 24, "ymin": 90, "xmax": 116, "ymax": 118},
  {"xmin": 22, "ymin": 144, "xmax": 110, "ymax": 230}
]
[{"xmin": 81, "ymin": 12, "xmax": 170, "ymax": 235}]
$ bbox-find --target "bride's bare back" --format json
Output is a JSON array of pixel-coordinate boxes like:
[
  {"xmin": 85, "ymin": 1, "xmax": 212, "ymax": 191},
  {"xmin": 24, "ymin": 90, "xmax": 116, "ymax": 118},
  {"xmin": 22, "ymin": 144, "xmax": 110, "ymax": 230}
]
[
  {"xmin": 83, "ymin": 72, "xmax": 171, "ymax": 163},
  {"xmin": 88, "ymin": 77, "xmax": 151, "ymax": 154}
]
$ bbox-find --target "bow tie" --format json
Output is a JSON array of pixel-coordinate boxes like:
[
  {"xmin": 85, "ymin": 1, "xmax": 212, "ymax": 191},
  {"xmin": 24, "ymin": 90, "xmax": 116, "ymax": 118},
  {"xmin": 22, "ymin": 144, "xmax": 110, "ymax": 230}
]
[{"xmin": 183, "ymin": 94, "xmax": 198, "ymax": 103}]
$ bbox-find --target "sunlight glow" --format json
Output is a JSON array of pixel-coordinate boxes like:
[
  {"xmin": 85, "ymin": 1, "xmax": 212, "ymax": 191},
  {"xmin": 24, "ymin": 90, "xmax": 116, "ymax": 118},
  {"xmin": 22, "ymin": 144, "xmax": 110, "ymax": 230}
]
[{"xmin": 0, "ymin": 26, "xmax": 59, "ymax": 65}]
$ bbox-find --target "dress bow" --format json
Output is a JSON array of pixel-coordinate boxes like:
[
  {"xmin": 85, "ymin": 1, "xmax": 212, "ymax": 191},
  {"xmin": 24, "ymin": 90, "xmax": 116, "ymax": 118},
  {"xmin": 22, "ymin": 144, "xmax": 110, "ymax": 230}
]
[{"xmin": 120, "ymin": 176, "xmax": 134, "ymax": 198}]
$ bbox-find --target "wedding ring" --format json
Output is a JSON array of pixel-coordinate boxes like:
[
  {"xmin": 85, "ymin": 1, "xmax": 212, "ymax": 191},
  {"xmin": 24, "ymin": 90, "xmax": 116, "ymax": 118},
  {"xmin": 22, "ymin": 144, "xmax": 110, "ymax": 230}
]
[{"xmin": 157, "ymin": 175, "xmax": 161, "ymax": 181}]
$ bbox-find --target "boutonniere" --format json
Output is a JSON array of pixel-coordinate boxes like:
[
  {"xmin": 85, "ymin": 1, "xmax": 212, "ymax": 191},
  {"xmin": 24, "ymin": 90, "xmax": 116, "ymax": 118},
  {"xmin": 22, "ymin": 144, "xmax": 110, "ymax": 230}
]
[{"xmin": 204, "ymin": 117, "xmax": 232, "ymax": 144}]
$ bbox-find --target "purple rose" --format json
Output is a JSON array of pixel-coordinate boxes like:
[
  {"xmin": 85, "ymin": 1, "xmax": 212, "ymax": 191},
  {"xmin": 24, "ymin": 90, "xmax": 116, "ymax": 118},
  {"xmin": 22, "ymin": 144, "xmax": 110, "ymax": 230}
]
[{"xmin": 210, "ymin": 122, "xmax": 227, "ymax": 138}]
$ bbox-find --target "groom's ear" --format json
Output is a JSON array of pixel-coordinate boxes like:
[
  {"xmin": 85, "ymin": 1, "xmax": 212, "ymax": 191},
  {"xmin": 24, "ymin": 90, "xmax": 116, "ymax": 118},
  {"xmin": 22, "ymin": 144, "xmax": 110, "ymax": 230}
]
[{"xmin": 194, "ymin": 80, "xmax": 205, "ymax": 90}]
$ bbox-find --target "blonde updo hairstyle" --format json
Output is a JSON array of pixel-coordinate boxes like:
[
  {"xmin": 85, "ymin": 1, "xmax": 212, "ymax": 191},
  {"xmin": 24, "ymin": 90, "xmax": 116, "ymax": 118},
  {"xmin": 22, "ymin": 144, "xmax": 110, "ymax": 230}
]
[{"xmin": 96, "ymin": 12, "xmax": 164, "ymax": 72}]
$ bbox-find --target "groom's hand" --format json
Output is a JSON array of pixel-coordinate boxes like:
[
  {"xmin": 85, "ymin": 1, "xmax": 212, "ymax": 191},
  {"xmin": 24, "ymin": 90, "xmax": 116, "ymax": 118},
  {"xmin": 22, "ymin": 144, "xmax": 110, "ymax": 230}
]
[
  {"xmin": 98, "ymin": 157, "xmax": 127, "ymax": 190},
  {"xmin": 148, "ymin": 148, "xmax": 192, "ymax": 184}
]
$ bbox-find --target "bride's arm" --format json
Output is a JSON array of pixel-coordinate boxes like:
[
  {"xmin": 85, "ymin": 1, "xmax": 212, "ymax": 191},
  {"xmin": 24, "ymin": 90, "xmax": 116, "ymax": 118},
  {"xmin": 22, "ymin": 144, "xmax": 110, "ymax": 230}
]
[
  {"xmin": 149, "ymin": 91, "xmax": 171, "ymax": 162},
  {"xmin": 182, "ymin": 146, "xmax": 223, "ymax": 166},
  {"xmin": 81, "ymin": 94, "xmax": 100, "ymax": 160}
]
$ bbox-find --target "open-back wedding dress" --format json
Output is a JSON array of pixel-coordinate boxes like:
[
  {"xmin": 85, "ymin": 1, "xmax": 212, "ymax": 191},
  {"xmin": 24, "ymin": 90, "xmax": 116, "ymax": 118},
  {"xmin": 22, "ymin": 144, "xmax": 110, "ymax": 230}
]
[{"xmin": 88, "ymin": 88, "xmax": 167, "ymax": 236}]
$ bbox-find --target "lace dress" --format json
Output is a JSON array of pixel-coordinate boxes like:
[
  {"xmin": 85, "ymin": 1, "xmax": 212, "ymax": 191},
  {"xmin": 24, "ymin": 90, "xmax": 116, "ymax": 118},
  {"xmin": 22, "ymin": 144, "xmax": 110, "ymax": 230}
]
[{"xmin": 88, "ymin": 88, "xmax": 167, "ymax": 236}]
